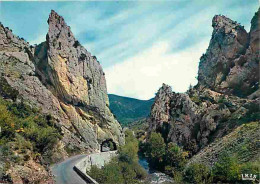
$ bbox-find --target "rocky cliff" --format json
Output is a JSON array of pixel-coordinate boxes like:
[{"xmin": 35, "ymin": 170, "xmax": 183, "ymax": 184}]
[
  {"xmin": 148, "ymin": 9, "xmax": 259, "ymax": 155},
  {"xmin": 0, "ymin": 10, "xmax": 124, "ymax": 155},
  {"xmin": 198, "ymin": 10, "xmax": 259, "ymax": 98}
]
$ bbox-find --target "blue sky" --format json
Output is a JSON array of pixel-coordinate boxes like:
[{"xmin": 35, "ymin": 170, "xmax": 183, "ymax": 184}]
[{"xmin": 0, "ymin": 0, "xmax": 258, "ymax": 99}]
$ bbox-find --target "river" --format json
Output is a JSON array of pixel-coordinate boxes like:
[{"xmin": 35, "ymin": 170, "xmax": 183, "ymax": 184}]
[{"xmin": 138, "ymin": 156, "xmax": 174, "ymax": 184}]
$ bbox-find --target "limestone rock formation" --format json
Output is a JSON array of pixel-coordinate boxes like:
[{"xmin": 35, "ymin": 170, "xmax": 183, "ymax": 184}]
[
  {"xmin": 148, "ymin": 84, "xmax": 199, "ymax": 152},
  {"xmin": 148, "ymin": 9, "xmax": 259, "ymax": 154},
  {"xmin": 0, "ymin": 10, "xmax": 124, "ymax": 156},
  {"xmin": 149, "ymin": 84, "xmax": 259, "ymax": 154},
  {"xmin": 198, "ymin": 9, "xmax": 259, "ymax": 98}
]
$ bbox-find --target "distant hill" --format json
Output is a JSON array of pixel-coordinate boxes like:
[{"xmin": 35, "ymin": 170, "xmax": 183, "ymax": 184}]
[{"xmin": 108, "ymin": 94, "xmax": 154, "ymax": 126}]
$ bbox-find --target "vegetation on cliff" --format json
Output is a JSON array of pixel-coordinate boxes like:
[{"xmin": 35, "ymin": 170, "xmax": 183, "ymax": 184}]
[
  {"xmin": 140, "ymin": 122, "xmax": 259, "ymax": 183},
  {"xmin": 184, "ymin": 154, "xmax": 259, "ymax": 184},
  {"xmin": 0, "ymin": 97, "xmax": 62, "ymax": 182}
]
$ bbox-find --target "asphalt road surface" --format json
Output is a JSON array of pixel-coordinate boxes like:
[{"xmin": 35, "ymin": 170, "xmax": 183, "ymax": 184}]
[{"xmin": 51, "ymin": 154, "xmax": 88, "ymax": 184}]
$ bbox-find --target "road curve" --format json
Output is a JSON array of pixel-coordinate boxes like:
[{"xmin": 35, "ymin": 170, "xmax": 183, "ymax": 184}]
[{"xmin": 51, "ymin": 154, "xmax": 88, "ymax": 184}]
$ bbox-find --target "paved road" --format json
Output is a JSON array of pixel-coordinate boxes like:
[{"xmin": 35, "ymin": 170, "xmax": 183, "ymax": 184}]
[{"xmin": 51, "ymin": 154, "xmax": 88, "ymax": 184}]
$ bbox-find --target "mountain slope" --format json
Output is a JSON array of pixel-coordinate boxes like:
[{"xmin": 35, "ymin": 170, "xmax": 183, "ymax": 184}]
[
  {"xmin": 188, "ymin": 121, "xmax": 260, "ymax": 167},
  {"xmin": 108, "ymin": 94, "xmax": 154, "ymax": 126}
]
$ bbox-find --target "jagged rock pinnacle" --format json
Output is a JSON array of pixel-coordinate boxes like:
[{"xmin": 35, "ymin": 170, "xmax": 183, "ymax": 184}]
[
  {"xmin": 212, "ymin": 15, "xmax": 242, "ymax": 32},
  {"xmin": 47, "ymin": 10, "xmax": 76, "ymax": 52},
  {"xmin": 0, "ymin": 9, "xmax": 125, "ymax": 157},
  {"xmin": 198, "ymin": 11, "xmax": 259, "ymax": 97}
]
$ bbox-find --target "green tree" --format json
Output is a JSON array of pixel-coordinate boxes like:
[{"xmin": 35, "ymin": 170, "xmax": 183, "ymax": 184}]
[
  {"xmin": 87, "ymin": 165, "xmax": 105, "ymax": 183},
  {"xmin": 146, "ymin": 132, "xmax": 166, "ymax": 169},
  {"xmin": 120, "ymin": 162, "xmax": 137, "ymax": 184},
  {"xmin": 184, "ymin": 163, "xmax": 212, "ymax": 184},
  {"xmin": 165, "ymin": 142, "xmax": 188, "ymax": 173},
  {"xmin": 88, "ymin": 129, "xmax": 147, "ymax": 184},
  {"xmin": 173, "ymin": 171, "xmax": 184, "ymax": 184},
  {"xmin": 103, "ymin": 160, "xmax": 124, "ymax": 184},
  {"xmin": 119, "ymin": 129, "xmax": 147, "ymax": 182},
  {"xmin": 119, "ymin": 141, "xmax": 138, "ymax": 164},
  {"xmin": 125, "ymin": 129, "xmax": 136, "ymax": 143},
  {"xmin": 119, "ymin": 129, "xmax": 139, "ymax": 163},
  {"xmin": 0, "ymin": 103, "xmax": 17, "ymax": 138},
  {"xmin": 132, "ymin": 162, "xmax": 147, "ymax": 180},
  {"xmin": 212, "ymin": 155, "xmax": 241, "ymax": 182}
]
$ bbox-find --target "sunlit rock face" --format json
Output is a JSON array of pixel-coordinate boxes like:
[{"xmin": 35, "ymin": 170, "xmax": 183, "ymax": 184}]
[
  {"xmin": 148, "ymin": 9, "xmax": 259, "ymax": 154},
  {"xmin": 198, "ymin": 9, "xmax": 259, "ymax": 98},
  {"xmin": 44, "ymin": 10, "xmax": 108, "ymax": 109},
  {"xmin": 0, "ymin": 10, "xmax": 124, "ymax": 156}
]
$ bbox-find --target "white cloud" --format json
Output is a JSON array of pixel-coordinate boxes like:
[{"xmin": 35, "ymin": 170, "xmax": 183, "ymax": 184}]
[
  {"xmin": 104, "ymin": 40, "xmax": 208, "ymax": 100},
  {"xmin": 16, "ymin": 0, "xmax": 257, "ymax": 101},
  {"xmin": 29, "ymin": 34, "xmax": 46, "ymax": 45}
]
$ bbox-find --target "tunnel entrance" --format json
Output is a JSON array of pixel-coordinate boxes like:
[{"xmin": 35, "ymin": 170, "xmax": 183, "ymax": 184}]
[{"xmin": 101, "ymin": 139, "xmax": 117, "ymax": 152}]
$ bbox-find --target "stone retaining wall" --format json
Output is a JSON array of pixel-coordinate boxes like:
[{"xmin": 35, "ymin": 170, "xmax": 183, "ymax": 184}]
[{"xmin": 74, "ymin": 151, "xmax": 117, "ymax": 184}]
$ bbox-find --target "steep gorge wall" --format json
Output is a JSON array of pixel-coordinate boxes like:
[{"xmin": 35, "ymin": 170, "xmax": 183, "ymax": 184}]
[
  {"xmin": 148, "ymin": 9, "xmax": 259, "ymax": 154},
  {"xmin": 198, "ymin": 10, "xmax": 259, "ymax": 98},
  {"xmin": 0, "ymin": 10, "xmax": 124, "ymax": 159}
]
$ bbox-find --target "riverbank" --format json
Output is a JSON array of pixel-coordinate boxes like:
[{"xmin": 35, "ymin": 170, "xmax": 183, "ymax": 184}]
[{"xmin": 138, "ymin": 156, "xmax": 174, "ymax": 184}]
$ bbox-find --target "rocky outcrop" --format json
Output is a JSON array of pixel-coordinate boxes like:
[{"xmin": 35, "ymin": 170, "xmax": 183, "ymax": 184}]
[
  {"xmin": 0, "ymin": 10, "xmax": 124, "ymax": 155},
  {"xmin": 148, "ymin": 84, "xmax": 173, "ymax": 133},
  {"xmin": 148, "ymin": 84, "xmax": 198, "ymax": 152},
  {"xmin": 198, "ymin": 9, "xmax": 259, "ymax": 98},
  {"xmin": 149, "ymin": 83, "xmax": 259, "ymax": 154},
  {"xmin": 148, "ymin": 10, "xmax": 259, "ymax": 154},
  {"xmin": 6, "ymin": 160, "xmax": 52, "ymax": 184}
]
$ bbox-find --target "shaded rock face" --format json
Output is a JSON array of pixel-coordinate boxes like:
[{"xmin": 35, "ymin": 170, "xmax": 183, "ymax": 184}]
[
  {"xmin": 148, "ymin": 10, "xmax": 259, "ymax": 154},
  {"xmin": 148, "ymin": 84, "xmax": 173, "ymax": 133},
  {"xmin": 148, "ymin": 84, "xmax": 259, "ymax": 154},
  {"xmin": 148, "ymin": 84, "xmax": 198, "ymax": 151},
  {"xmin": 0, "ymin": 10, "xmax": 124, "ymax": 155},
  {"xmin": 198, "ymin": 9, "xmax": 259, "ymax": 98}
]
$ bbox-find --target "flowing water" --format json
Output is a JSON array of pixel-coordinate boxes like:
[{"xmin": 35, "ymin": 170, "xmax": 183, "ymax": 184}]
[{"xmin": 138, "ymin": 156, "xmax": 174, "ymax": 184}]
